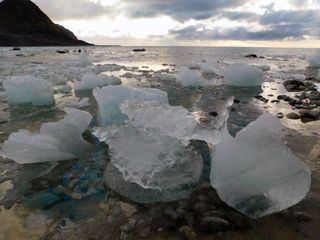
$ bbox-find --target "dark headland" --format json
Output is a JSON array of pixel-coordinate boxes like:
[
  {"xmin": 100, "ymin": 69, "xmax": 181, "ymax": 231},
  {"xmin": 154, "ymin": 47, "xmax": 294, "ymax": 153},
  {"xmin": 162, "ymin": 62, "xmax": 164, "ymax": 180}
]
[{"xmin": 0, "ymin": 0, "xmax": 92, "ymax": 46}]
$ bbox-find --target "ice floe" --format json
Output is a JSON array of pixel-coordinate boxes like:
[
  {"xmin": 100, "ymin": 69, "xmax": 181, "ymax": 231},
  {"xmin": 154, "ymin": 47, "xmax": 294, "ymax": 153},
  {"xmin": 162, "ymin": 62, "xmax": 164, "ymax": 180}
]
[
  {"xmin": 177, "ymin": 67, "xmax": 208, "ymax": 87},
  {"xmin": 224, "ymin": 63, "xmax": 263, "ymax": 87},
  {"xmin": 308, "ymin": 52, "xmax": 320, "ymax": 68},
  {"xmin": 67, "ymin": 97, "xmax": 90, "ymax": 108},
  {"xmin": 210, "ymin": 113, "xmax": 311, "ymax": 218},
  {"xmin": 0, "ymin": 108, "xmax": 92, "ymax": 164},
  {"xmin": 74, "ymin": 73, "xmax": 121, "ymax": 91},
  {"xmin": 93, "ymin": 86, "xmax": 168, "ymax": 126},
  {"xmin": 100, "ymin": 124, "xmax": 203, "ymax": 190},
  {"xmin": 3, "ymin": 75, "xmax": 55, "ymax": 106}
]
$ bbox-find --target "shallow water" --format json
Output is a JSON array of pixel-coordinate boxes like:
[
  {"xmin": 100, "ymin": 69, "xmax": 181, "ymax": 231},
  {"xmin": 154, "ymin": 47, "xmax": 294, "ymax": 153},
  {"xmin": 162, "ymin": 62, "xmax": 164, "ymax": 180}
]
[{"xmin": 0, "ymin": 46, "xmax": 319, "ymax": 239}]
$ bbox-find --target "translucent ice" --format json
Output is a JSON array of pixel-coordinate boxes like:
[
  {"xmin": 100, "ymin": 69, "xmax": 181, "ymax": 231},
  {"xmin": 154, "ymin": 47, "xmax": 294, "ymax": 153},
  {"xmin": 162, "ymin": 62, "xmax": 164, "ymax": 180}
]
[
  {"xmin": 77, "ymin": 51, "xmax": 92, "ymax": 67},
  {"xmin": 74, "ymin": 73, "xmax": 121, "ymax": 91},
  {"xmin": 224, "ymin": 64, "xmax": 263, "ymax": 87},
  {"xmin": 93, "ymin": 86, "xmax": 168, "ymax": 126},
  {"xmin": 120, "ymin": 98, "xmax": 233, "ymax": 145},
  {"xmin": 308, "ymin": 52, "xmax": 320, "ymax": 68},
  {"xmin": 67, "ymin": 97, "xmax": 90, "ymax": 108},
  {"xmin": 154, "ymin": 72, "xmax": 176, "ymax": 81},
  {"xmin": 3, "ymin": 76, "xmax": 55, "ymax": 106},
  {"xmin": 210, "ymin": 114, "xmax": 311, "ymax": 218},
  {"xmin": 0, "ymin": 108, "xmax": 92, "ymax": 164},
  {"xmin": 177, "ymin": 67, "xmax": 208, "ymax": 87},
  {"xmin": 200, "ymin": 63, "xmax": 220, "ymax": 76},
  {"xmin": 96, "ymin": 124, "xmax": 203, "ymax": 190}
]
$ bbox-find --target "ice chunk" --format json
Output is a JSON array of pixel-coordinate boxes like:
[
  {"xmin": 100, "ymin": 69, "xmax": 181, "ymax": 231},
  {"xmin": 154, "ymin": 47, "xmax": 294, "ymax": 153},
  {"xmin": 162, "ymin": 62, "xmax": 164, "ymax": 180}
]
[
  {"xmin": 96, "ymin": 125, "xmax": 203, "ymax": 190},
  {"xmin": 120, "ymin": 98, "xmax": 233, "ymax": 145},
  {"xmin": 200, "ymin": 63, "xmax": 220, "ymax": 76},
  {"xmin": 0, "ymin": 108, "xmax": 92, "ymax": 164},
  {"xmin": 93, "ymin": 86, "xmax": 168, "ymax": 126},
  {"xmin": 3, "ymin": 76, "xmax": 55, "ymax": 106},
  {"xmin": 67, "ymin": 97, "xmax": 90, "ymax": 108},
  {"xmin": 210, "ymin": 114, "xmax": 311, "ymax": 218},
  {"xmin": 74, "ymin": 73, "xmax": 121, "ymax": 91},
  {"xmin": 308, "ymin": 52, "xmax": 320, "ymax": 68},
  {"xmin": 78, "ymin": 51, "xmax": 92, "ymax": 67},
  {"xmin": 254, "ymin": 65, "xmax": 271, "ymax": 72},
  {"xmin": 154, "ymin": 72, "xmax": 176, "ymax": 81},
  {"xmin": 177, "ymin": 67, "xmax": 208, "ymax": 87},
  {"xmin": 224, "ymin": 64, "xmax": 263, "ymax": 87}
]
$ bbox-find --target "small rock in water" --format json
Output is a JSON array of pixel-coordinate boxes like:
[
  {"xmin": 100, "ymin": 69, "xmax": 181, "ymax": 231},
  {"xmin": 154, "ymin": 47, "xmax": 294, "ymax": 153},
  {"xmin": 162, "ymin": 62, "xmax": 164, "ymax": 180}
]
[
  {"xmin": 283, "ymin": 80, "xmax": 305, "ymax": 92},
  {"xmin": 300, "ymin": 110, "xmax": 320, "ymax": 123},
  {"xmin": 286, "ymin": 112, "xmax": 300, "ymax": 120},
  {"xmin": 245, "ymin": 54, "xmax": 258, "ymax": 58}
]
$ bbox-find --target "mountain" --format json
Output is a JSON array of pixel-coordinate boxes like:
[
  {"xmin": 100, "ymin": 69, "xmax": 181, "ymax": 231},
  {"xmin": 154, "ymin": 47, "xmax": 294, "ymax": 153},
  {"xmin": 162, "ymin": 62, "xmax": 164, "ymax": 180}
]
[{"xmin": 0, "ymin": 0, "xmax": 91, "ymax": 46}]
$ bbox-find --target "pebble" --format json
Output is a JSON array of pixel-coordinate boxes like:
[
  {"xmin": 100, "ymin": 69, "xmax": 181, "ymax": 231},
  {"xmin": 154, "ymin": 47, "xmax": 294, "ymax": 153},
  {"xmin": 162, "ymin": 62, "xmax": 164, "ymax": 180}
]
[
  {"xmin": 286, "ymin": 112, "xmax": 300, "ymax": 120},
  {"xmin": 276, "ymin": 112, "xmax": 284, "ymax": 118},
  {"xmin": 179, "ymin": 226, "xmax": 197, "ymax": 240},
  {"xmin": 200, "ymin": 217, "xmax": 230, "ymax": 232}
]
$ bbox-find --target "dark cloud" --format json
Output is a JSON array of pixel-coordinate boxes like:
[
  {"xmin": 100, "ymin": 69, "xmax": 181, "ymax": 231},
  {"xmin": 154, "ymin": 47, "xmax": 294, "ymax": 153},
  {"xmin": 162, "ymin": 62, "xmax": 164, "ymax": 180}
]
[
  {"xmin": 33, "ymin": 0, "xmax": 111, "ymax": 20},
  {"xmin": 122, "ymin": 0, "xmax": 249, "ymax": 21}
]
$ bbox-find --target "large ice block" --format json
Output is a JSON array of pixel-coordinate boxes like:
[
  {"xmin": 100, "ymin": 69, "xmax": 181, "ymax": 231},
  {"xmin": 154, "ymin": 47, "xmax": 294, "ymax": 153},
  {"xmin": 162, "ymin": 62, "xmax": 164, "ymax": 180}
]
[
  {"xmin": 96, "ymin": 124, "xmax": 203, "ymax": 190},
  {"xmin": 74, "ymin": 73, "xmax": 121, "ymax": 91},
  {"xmin": 3, "ymin": 76, "xmax": 55, "ymax": 106},
  {"xmin": 177, "ymin": 67, "xmax": 208, "ymax": 87},
  {"xmin": 93, "ymin": 86, "xmax": 168, "ymax": 126},
  {"xmin": 120, "ymin": 98, "xmax": 233, "ymax": 145},
  {"xmin": 0, "ymin": 108, "xmax": 92, "ymax": 164},
  {"xmin": 210, "ymin": 114, "xmax": 311, "ymax": 218},
  {"xmin": 224, "ymin": 64, "xmax": 263, "ymax": 87}
]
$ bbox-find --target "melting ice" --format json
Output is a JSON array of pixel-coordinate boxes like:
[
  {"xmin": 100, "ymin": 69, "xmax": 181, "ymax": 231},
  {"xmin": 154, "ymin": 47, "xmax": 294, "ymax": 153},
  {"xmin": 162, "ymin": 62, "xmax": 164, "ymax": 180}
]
[
  {"xmin": 0, "ymin": 108, "xmax": 92, "ymax": 164},
  {"xmin": 210, "ymin": 113, "xmax": 311, "ymax": 218},
  {"xmin": 3, "ymin": 75, "xmax": 55, "ymax": 106}
]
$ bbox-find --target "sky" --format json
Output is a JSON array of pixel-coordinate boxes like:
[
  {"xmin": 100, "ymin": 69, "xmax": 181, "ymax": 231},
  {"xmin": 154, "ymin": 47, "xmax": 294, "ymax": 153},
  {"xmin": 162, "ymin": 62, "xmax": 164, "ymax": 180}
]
[{"xmin": 27, "ymin": 0, "xmax": 320, "ymax": 47}]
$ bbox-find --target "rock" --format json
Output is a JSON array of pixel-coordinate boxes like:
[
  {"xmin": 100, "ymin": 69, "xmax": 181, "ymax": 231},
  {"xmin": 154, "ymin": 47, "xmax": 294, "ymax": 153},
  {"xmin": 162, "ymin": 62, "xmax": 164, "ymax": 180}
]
[
  {"xmin": 118, "ymin": 202, "xmax": 137, "ymax": 218},
  {"xmin": 254, "ymin": 95, "xmax": 269, "ymax": 103},
  {"xmin": 209, "ymin": 111, "xmax": 218, "ymax": 117},
  {"xmin": 278, "ymin": 95, "xmax": 290, "ymax": 101},
  {"xmin": 293, "ymin": 211, "xmax": 312, "ymax": 222},
  {"xmin": 271, "ymin": 100, "xmax": 280, "ymax": 103},
  {"xmin": 56, "ymin": 50, "xmax": 69, "ymax": 54},
  {"xmin": 286, "ymin": 112, "xmax": 300, "ymax": 120},
  {"xmin": 307, "ymin": 91, "xmax": 320, "ymax": 101},
  {"xmin": 138, "ymin": 226, "xmax": 151, "ymax": 238},
  {"xmin": 133, "ymin": 48, "xmax": 146, "ymax": 52},
  {"xmin": 11, "ymin": 47, "xmax": 20, "ymax": 51},
  {"xmin": 199, "ymin": 217, "xmax": 230, "ymax": 232},
  {"xmin": 194, "ymin": 202, "xmax": 208, "ymax": 213},
  {"xmin": 179, "ymin": 226, "xmax": 197, "ymax": 240},
  {"xmin": 276, "ymin": 112, "xmax": 284, "ymax": 119},
  {"xmin": 300, "ymin": 110, "xmax": 320, "ymax": 122},
  {"xmin": 164, "ymin": 208, "xmax": 182, "ymax": 221},
  {"xmin": 120, "ymin": 219, "xmax": 137, "ymax": 232},
  {"xmin": 283, "ymin": 80, "xmax": 305, "ymax": 92},
  {"xmin": 245, "ymin": 54, "xmax": 258, "ymax": 58}
]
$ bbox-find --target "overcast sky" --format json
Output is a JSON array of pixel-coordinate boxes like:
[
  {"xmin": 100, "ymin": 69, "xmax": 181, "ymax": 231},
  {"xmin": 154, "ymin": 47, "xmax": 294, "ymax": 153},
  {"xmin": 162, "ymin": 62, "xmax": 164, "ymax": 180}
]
[{"xmin": 29, "ymin": 0, "xmax": 320, "ymax": 47}]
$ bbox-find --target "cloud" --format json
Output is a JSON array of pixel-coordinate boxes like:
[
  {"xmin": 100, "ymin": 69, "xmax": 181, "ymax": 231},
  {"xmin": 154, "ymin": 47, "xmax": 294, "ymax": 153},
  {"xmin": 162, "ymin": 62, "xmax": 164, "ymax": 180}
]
[
  {"xmin": 122, "ymin": 0, "xmax": 250, "ymax": 22},
  {"xmin": 33, "ymin": 0, "xmax": 111, "ymax": 20}
]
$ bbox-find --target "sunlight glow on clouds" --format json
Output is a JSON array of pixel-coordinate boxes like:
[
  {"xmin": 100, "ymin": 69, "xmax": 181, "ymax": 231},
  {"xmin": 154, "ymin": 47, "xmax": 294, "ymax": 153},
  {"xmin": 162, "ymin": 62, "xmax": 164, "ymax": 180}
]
[{"xmin": 31, "ymin": 0, "xmax": 320, "ymax": 47}]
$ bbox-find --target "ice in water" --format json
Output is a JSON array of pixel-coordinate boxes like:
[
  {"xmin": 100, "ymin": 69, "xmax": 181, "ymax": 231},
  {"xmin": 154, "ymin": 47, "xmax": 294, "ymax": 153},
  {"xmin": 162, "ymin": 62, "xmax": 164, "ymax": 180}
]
[
  {"xmin": 93, "ymin": 85, "xmax": 168, "ymax": 126},
  {"xmin": 0, "ymin": 108, "xmax": 92, "ymax": 164},
  {"xmin": 77, "ymin": 51, "xmax": 92, "ymax": 67},
  {"xmin": 224, "ymin": 63, "xmax": 263, "ymax": 87},
  {"xmin": 101, "ymin": 124, "xmax": 203, "ymax": 190},
  {"xmin": 176, "ymin": 67, "xmax": 208, "ymax": 87},
  {"xmin": 74, "ymin": 73, "xmax": 122, "ymax": 91},
  {"xmin": 120, "ymin": 98, "xmax": 233, "ymax": 145},
  {"xmin": 308, "ymin": 52, "xmax": 320, "ymax": 68},
  {"xmin": 3, "ymin": 75, "xmax": 55, "ymax": 106},
  {"xmin": 210, "ymin": 113, "xmax": 311, "ymax": 218}
]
